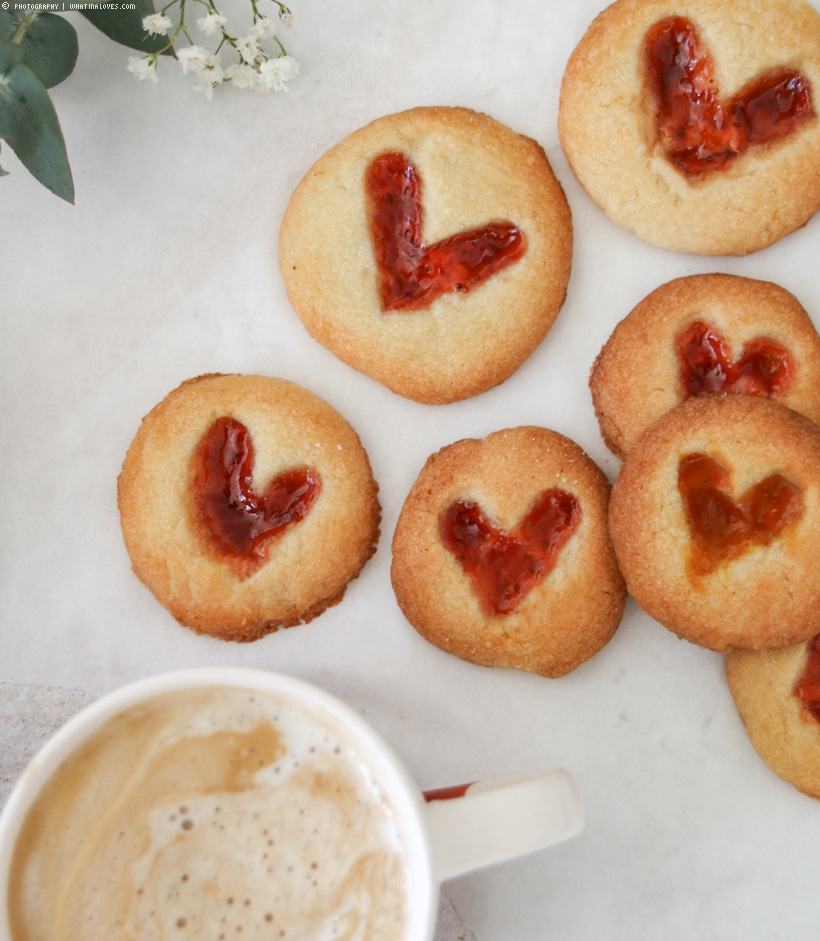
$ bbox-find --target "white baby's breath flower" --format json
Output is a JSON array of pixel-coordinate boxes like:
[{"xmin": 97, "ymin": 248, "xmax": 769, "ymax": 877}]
[
  {"xmin": 191, "ymin": 77, "xmax": 216, "ymax": 99},
  {"xmin": 177, "ymin": 45, "xmax": 210, "ymax": 74},
  {"xmin": 236, "ymin": 34, "xmax": 260, "ymax": 64},
  {"xmin": 197, "ymin": 11, "xmax": 227, "ymax": 35},
  {"xmin": 127, "ymin": 55, "xmax": 159, "ymax": 83},
  {"xmin": 131, "ymin": 4, "xmax": 298, "ymax": 97},
  {"xmin": 257, "ymin": 54, "xmax": 299, "ymax": 91},
  {"xmin": 250, "ymin": 16, "xmax": 276, "ymax": 40},
  {"xmin": 225, "ymin": 62, "xmax": 258, "ymax": 90},
  {"xmin": 201, "ymin": 53, "xmax": 224, "ymax": 81},
  {"xmin": 142, "ymin": 12, "xmax": 172, "ymax": 35},
  {"xmin": 190, "ymin": 52, "xmax": 224, "ymax": 97}
]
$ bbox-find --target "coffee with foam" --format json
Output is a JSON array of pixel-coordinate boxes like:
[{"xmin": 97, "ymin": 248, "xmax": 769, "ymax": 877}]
[{"xmin": 7, "ymin": 686, "xmax": 410, "ymax": 941}]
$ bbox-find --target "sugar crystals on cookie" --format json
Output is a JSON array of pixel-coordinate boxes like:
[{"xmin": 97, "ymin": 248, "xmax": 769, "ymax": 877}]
[
  {"xmin": 559, "ymin": 0, "xmax": 820, "ymax": 254},
  {"xmin": 590, "ymin": 274, "xmax": 820, "ymax": 457},
  {"xmin": 118, "ymin": 374, "xmax": 381, "ymax": 641},
  {"xmin": 280, "ymin": 107, "xmax": 572, "ymax": 404},
  {"xmin": 609, "ymin": 394, "xmax": 820, "ymax": 652},
  {"xmin": 391, "ymin": 427, "xmax": 626, "ymax": 677}
]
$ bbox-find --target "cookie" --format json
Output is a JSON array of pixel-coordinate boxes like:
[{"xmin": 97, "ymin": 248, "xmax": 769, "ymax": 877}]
[
  {"xmin": 390, "ymin": 427, "xmax": 626, "ymax": 677},
  {"xmin": 118, "ymin": 374, "xmax": 380, "ymax": 641},
  {"xmin": 609, "ymin": 394, "xmax": 820, "ymax": 652},
  {"xmin": 558, "ymin": 0, "xmax": 820, "ymax": 255},
  {"xmin": 726, "ymin": 636, "xmax": 820, "ymax": 800},
  {"xmin": 279, "ymin": 107, "xmax": 572, "ymax": 404},
  {"xmin": 590, "ymin": 274, "xmax": 820, "ymax": 457}
]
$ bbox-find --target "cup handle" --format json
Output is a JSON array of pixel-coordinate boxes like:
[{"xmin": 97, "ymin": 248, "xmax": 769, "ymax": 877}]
[{"xmin": 422, "ymin": 769, "xmax": 583, "ymax": 882}]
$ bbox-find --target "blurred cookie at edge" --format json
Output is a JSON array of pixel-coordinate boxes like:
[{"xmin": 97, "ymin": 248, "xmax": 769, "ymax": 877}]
[{"xmin": 727, "ymin": 636, "xmax": 820, "ymax": 800}]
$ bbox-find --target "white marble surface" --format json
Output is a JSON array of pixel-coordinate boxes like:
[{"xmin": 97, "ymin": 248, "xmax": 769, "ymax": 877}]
[{"xmin": 2, "ymin": 1, "xmax": 820, "ymax": 938}]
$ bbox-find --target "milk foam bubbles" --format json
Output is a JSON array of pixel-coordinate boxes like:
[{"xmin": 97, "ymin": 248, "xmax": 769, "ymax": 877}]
[{"xmin": 7, "ymin": 687, "xmax": 411, "ymax": 941}]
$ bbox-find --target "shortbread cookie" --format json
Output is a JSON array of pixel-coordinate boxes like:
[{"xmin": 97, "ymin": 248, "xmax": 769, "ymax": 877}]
[
  {"xmin": 609, "ymin": 394, "xmax": 820, "ymax": 652},
  {"xmin": 726, "ymin": 636, "xmax": 820, "ymax": 800},
  {"xmin": 591, "ymin": 274, "xmax": 820, "ymax": 457},
  {"xmin": 280, "ymin": 107, "xmax": 572, "ymax": 404},
  {"xmin": 559, "ymin": 0, "xmax": 820, "ymax": 255},
  {"xmin": 118, "ymin": 374, "xmax": 380, "ymax": 641},
  {"xmin": 391, "ymin": 427, "xmax": 626, "ymax": 677}
]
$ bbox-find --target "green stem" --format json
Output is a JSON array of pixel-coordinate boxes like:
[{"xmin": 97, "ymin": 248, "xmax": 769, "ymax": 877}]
[
  {"xmin": 216, "ymin": 32, "xmax": 235, "ymax": 54},
  {"xmin": 10, "ymin": 11, "xmax": 39, "ymax": 45},
  {"xmin": 149, "ymin": 1, "xmax": 192, "ymax": 56}
]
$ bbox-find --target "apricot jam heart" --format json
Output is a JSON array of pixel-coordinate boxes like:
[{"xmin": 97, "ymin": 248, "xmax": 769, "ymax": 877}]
[
  {"xmin": 677, "ymin": 321, "xmax": 793, "ymax": 398},
  {"xmin": 193, "ymin": 417, "xmax": 321, "ymax": 577},
  {"xmin": 796, "ymin": 634, "xmax": 820, "ymax": 724},
  {"xmin": 645, "ymin": 16, "xmax": 814, "ymax": 176},
  {"xmin": 678, "ymin": 453, "xmax": 802, "ymax": 576},
  {"xmin": 439, "ymin": 491, "xmax": 581, "ymax": 615},
  {"xmin": 366, "ymin": 152, "xmax": 526, "ymax": 312}
]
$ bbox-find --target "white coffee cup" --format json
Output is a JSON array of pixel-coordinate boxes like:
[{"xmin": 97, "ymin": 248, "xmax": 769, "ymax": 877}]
[{"xmin": 0, "ymin": 667, "xmax": 583, "ymax": 941}]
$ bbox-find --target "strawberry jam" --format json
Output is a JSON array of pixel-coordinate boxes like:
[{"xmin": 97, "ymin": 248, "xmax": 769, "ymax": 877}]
[
  {"xmin": 194, "ymin": 417, "xmax": 320, "ymax": 575},
  {"xmin": 676, "ymin": 322, "xmax": 792, "ymax": 398},
  {"xmin": 796, "ymin": 634, "xmax": 820, "ymax": 723},
  {"xmin": 678, "ymin": 453, "xmax": 803, "ymax": 575},
  {"xmin": 439, "ymin": 490, "xmax": 580, "ymax": 615},
  {"xmin": 423, "ymin": 782, "xmax": 473, "ymax": 802},
  {"xmin": 645, "ymin": 16, "xmax": 814, "ymax": 176},
  {"xmin": 366, "ymin": 152, "xmax": 526, "ymax": 311}
]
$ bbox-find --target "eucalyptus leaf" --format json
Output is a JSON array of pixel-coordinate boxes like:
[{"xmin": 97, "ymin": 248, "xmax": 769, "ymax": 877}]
[
  {"xmin": 0, "ymin": 62, "xmax": 73, "ymax": 202},
  {"xmin": 0, "ymin": 12, "xmax": 78, "ymax": 88},
  {"xmin": 0, "ymin": 9, "xmax": 27, "ymax": 42},
  {"xmin": 82, "ymin": 0, "xmax": 174, "ymax": 56},
  {"xmin": 0, "ymin": 39, "xmax": 24, "ymax": 75},
  {"xmin": 0, "ymin": 11, "xmax": 18, "ymax": 40}
]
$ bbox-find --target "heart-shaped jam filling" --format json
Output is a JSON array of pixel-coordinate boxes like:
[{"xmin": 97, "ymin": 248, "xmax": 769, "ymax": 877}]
[
  {"xmin": 796, "ymin": 633, "xmax": 820, "ymax": 724},
  {"xmin": 677, "ymin": 321, "xmax": 793, "ymax": 398},
  {"xmin": 645, "ymin": 16, "xmax": 814, "ymax": 176},
  {"xmin": 193, "ymin": 416, "xmax": 321, "ymax": 577},
  {"xmin": 366, "ymin": 151, "xmax": 526, "ymax": 312},
  {"xmin": 439, "ymin": 491, "xmax": 581, "ymax": 615},
  {"xmin": 678, "ymin": 453, "xmax": 803, "ymax": 576}
]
